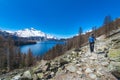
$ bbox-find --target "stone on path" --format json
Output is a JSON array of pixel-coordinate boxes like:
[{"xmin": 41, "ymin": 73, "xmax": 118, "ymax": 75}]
[
  {"xmin": 65, "ymin": 64, "xmax": 77, "ymax": 73},
  {"xmin": 85, "ymin": 68, "xmax": 93, "ymax": 74},
  {"xmin": 89, "ymin": 73, "xmax": 97, "ymax": 79}
]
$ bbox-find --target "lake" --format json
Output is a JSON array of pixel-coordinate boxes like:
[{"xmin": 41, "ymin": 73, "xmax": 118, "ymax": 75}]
[{"xmin": 20, "ymin": 40, "xmax": 65, "ymax": 56}]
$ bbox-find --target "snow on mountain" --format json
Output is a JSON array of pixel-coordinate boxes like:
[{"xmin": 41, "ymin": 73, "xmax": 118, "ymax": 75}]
[
  {"xmin": 5, "ymin": 30, "xmax": 14, "ymax": 34},
  {"xmin": 46, "ymin": 34, "xmax": 56, "ymax": 39},
  {"xmin": 14, "ymin": 28, "xmax": 56, "ymax": 39}
]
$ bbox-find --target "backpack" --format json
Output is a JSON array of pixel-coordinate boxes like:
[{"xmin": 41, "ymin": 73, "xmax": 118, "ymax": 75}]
[{"xmin": 89, "ymin": 36, "xmax": 95, "ymax": 43}]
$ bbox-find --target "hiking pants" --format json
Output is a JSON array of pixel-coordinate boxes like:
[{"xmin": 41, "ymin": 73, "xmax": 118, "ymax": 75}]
[{"xmin": 89, "ymin": 42, "xmax": 94, "ymax": 52}]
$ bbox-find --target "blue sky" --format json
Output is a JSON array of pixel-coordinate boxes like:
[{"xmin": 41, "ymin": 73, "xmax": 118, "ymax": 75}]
[{"xmin": 0, "ymin": 0, "xmax": 120, "ymax": 38}]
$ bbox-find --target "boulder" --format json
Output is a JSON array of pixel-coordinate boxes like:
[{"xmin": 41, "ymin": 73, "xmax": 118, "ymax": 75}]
[
  {"xmin": 34, "ymin": 69, "xmax": 42, "ymax": 74},
  {"xmin": 72, "ymin": 51, "xmax": 76, "ymax": 54},
  {"xmin": 33, "ymin": 74, "xmax": 39, "ymax": 80},
  {"xmin": 59, "ymin": 59, "xmax": 68, "ymax": 67},
  {"xmin": 11, "ymin": 74, "xmax": 21, "ymax": 80},
  {"xmin": 55, "ymin": 68, "xmax": 65, "ymax": 76},
  {"xmin": 44, "ymin": 71, "xmax": 52, "ymax": 79},
  {"xmin": 21, "ymin": 71, "xmax": 32, "ymax": 79},
  {"xmin": 50, "ymin": 72, "xmax": 55, "ymax": 77},
  {"xmin": 108, "ymin": 62, "xmax": 120, "ymax": 78},
  {"xmin": 1, "ymin": 69, "xmax": 7, "ymax": 74},
  {"xmin": 42, "ymin": 65, "xmax": 48, "ymax": 71},
  {"xmin": 37, "ymin": 73, "xmax": 44, "ymax": 79},
  {"xmin": 108, "ymin": 49, "xmax": 120, "ymax": 62},
  {"xmin": 41, "ymin": 60, "xmax": 47, "ymax": 67},
  {"xmin": 111, "ymin": 37, "xmax": 120, "ymax": 49},
  {"xmin": 97, "ymin": 45, "xmax": 108, "ymax": 53}
]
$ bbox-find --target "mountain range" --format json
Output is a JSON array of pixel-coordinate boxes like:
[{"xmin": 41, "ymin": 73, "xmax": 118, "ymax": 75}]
[{"xmin": 0, "ymin": 28, "xmax": 56, "ymax": 39}]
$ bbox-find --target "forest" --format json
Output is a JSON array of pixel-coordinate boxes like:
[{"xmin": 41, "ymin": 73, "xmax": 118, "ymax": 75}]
[{"xmin": 0, "ymin": 37, "xmax": 36, "ymax": 73}]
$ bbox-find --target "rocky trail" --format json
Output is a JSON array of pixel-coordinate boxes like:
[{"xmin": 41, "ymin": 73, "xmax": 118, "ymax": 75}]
[
  {"xmin": 51, "ymin": 37, "xmax": 117, "ymax": 80},
  {"xmin": 1, "ymin": 30, "xmax": 120, "ymax": 80}
]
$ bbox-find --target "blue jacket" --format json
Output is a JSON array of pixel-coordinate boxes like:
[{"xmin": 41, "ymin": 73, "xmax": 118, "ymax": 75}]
[{"xmin": 89, "ymin": 36, "xmax": 95, "ymax": 43}]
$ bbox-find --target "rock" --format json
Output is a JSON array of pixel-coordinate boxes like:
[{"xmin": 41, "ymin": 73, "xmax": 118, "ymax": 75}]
[
  {"xmin": 55, "ymin": 68, "xmax": 65, "ymax": 76},
  {"xmin": 37, "ymin": 73, "xmax": 44, "ymax": 79},
  {"xmin": 81, "ymin": 58, "xmax": 87, "ymax": 62},
  {"xmin": 34, "ymin": 69, "xmax": 42, "ymax": 74},
  {"xmin": 76, "ymin": 64, "xmax": 81, "ymax": 67},
  {"xmin": 97, "ymin": 45, "xmax": 108, "ymax": 53},
  {"xmin": 50, "ymin": 72, "xmax": 54, "ymax": 77},
  {"xmin": 72, "ymin": 59, "xmax": 78, "ymax": 63},
  {"xmin": 89, "ymin": 73, "xmax": 97, "ymax": 79},
  {"xmin": 50, "ymin": 67, "xmax": 58, "ymax": 74},
  {"xmin": 78, "ymin": 68, "xmax": 83, "ymax": 71},
  {"xmin": 40, "ymin": 60, "xmax": 47, "ymax": 67},
  {"xmin": 108, "ymin": 62, "xmax": 120, "ymax": 78},
  {"xmin": 59, "ymin": 59, "xmax": 68, "ymax": 67},
  {"xmin": 76, "ymin": 71, "xmax": 82, "ymax": 75},
  {"xmin": 67, "ymin": 55, "xmax": 70, "ymax": 58},
  {"xmin": 65, "ymin": 64, "xmax": 77, "ymax": 73},
  {"xmin": 42, "ymin": 65, "xmax": 48, "ymax": 71},
  {"xmin": 96, "ymin": 68, "xmax": 106, "ymax": 76},
  {"xmin": 44, "ymin": 71, "xmax": 52, "ymax": 79},
  {"xmin": 21, "ymin": 71, "xmax": 32, "ymax": 79},
  {"xmin": 85, "ymin": 68, "xmax": 93, "ymax": 74},
  {"xmin": 1, "ymin": 69, "xmax": 7, "ymax": 74},
  {"xmin": 78, "ymin": 52, "xmax": 82, "ymax": 55},
  {"xmin": 101, "ymin": 62, "xmax": 109, "ymax": 67},
  {"xmin": 34, "ymin": 60, "xmax": 48, "ymax": 74},
  {"xmin": 80, "ymin": 74, "xmax": 86, "ymax": 78},
  {"xmin": 11, "ymin": 74, "xmax": 21, "ymax": 80},
  {"xmin": 108, "ymin": 49, "xmax": 120, "ymax": 62},
  {"xmin": 96, "ymin": 70, "xmax": 104, "ymax": 76},
  {"xmin": 111, "ymin": 71, "xmax": 120, "ymax": 79},
  {"xmin": 89, "ymin": 54, "xmax": 97, "ymax": 60},
  {"xmin": 74, "ymin": 48, "xmax": 81, "ymax": 52},
  {"xmin": 72, "ymin": 51, "xmax": 76, "ymax": 54},
  {"xmin": 111, "ymin": 37, "xmax": 120, "ymax": 49},
  {"xmin": 33, "ymin": 74, "xmax": 39, "ymax": 80}
]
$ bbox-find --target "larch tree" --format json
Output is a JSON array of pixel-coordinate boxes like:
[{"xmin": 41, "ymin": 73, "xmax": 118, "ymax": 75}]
[
  {"xmin": 26, "ymin": 48, "xmax": 34, "ymax": 67},
  {"xmin": 103, "ymin": 15, "xmax": 113, "ymax": 36},
  {"xmin": 92, "ymin": 26, "xmax": 97, "ymax": 37},
  {"xmin": 78, "ymin": 27, "xmax": 83, "ymax": 48}
]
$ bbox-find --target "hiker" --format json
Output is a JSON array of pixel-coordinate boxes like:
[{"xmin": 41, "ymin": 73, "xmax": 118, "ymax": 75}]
[{"xmin": 88, "ymin": 33, "xmax": 96, "ymax": 53}]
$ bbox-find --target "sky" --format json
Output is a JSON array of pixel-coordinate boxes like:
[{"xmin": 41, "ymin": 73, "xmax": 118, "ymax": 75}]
[{"xmin": 0, "ymin": 0, "xmax": 120, "ymax": 38}]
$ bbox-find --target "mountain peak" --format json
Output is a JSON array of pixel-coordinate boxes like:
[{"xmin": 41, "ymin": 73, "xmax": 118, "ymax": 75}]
[
  {"xmin": 30, "ymin": 27, "xmax": 36, "ymax": 31},
  {"xmin": 14, "ymin": 28, "xmax": 56, "ymax": 39},
  {"xmin": 23, "ymin": 27, "xmax": 36, "ymax": 31}
]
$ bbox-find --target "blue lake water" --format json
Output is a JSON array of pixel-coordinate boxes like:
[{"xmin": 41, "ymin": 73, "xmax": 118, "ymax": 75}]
[{"xmin": 20, "ymin": 40, "xmax": 64, "ymax": 56}]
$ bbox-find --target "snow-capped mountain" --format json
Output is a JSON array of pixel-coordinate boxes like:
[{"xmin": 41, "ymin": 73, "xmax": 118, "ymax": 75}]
[
  {"xmin": 14, "ymin": 28, "xmax": 45, "ymax": 37},
  {"xmin": 14, "ymin": 28, "xmax": 55, "ymax": 39}
]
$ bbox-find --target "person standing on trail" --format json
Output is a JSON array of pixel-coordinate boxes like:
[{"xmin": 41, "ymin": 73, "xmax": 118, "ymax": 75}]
[{"xmin": 89, "ymin": 33, "xmax": 96, "ymax": 53}]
